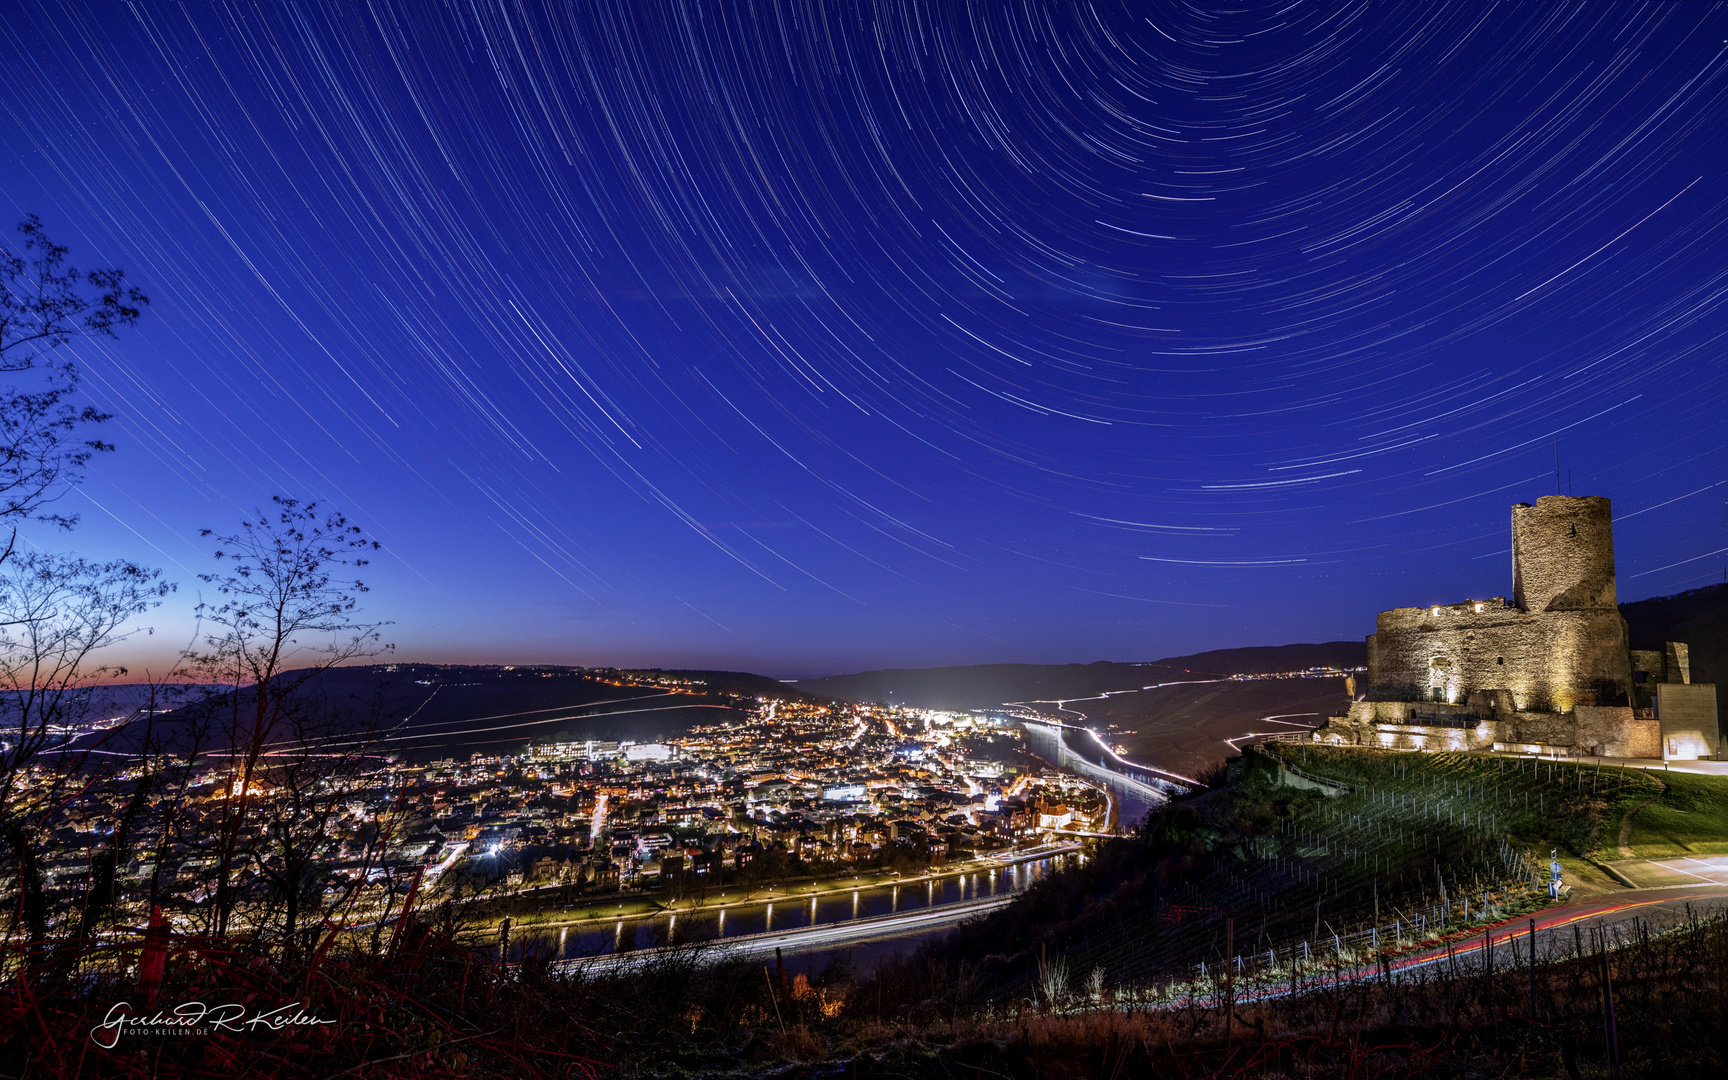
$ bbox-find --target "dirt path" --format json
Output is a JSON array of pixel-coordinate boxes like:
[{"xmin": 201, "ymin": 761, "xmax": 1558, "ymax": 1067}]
[{"xmin": 1617, "ymin": 774, "xmax": 1667, "ymax": 859}]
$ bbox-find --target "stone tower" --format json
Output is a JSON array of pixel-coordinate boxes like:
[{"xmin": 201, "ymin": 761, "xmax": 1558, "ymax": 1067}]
[
  {"xmin": 1319, "ymin": 493, "xmax": 1716, "ymax": 758},
  {"xmin": 1320, "ymin": 493, "xmax": 1660, "ymax": 755},
  {"xmin": 1511, "ymin": 496, "xmax": 1617, "ymax": 612}
]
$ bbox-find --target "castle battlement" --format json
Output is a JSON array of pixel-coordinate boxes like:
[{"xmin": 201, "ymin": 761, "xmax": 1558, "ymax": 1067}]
[{"xmin": 1315, "ymin": 495, "xmax": 1717, "ymax": 760}]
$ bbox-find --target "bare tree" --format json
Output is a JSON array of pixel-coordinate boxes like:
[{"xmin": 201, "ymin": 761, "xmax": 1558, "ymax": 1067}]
[
  {"xmin": 246, "ymin": 703, "xmax": 406, "ymax": 954},
  {"xmin": 0, "ymin": 219, "xmax": 409, "ymax": 967},
  {"xmin": 0, "ymin": 554, "xmax": 170, "ymax": 950},
  {"xmin": 0, "ymin": 214, "xmax": 147, "ymax": 536},
  {"xmin": 0, "ymin": 219, "xmax": 163, "ymax": 961},
  {"xmin": 184, "ymin": 497, "xmax": 391, "ymax": 937}
]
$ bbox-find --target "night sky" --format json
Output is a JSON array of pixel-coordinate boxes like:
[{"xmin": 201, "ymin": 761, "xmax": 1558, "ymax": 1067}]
[{"xmin": 1, "ymin": 3, "xmax": 1724, "ymax": 678}]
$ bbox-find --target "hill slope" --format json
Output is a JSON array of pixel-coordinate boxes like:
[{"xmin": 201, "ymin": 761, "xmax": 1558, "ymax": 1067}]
[
  {"xmin": 80, "ymin": 664, "xmax": 810, "ymax": 762},
  {"xmin": 1621, "ymin": 582, "xmax": 1727, "ymax": 722},
  {"xmin": 306, "ymin": 665, "xmax": 738, "ymax": 759},
  {"xmin": 794, "ymin": 641, "xmax": 1364, "ymax": 710}
]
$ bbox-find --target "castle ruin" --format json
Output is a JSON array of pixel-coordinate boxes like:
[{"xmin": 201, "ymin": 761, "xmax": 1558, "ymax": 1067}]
[{"xmin": 1315, "ymin": 495, "xmax": 1718, "ymax": 759}]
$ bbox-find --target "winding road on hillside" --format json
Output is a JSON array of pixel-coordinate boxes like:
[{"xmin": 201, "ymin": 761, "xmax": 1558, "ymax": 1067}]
[
  {"xmin": 1386, "ymin": 882, "xmax": 1727, "ymax": 975},
  {"xmin": 1234, "ymin": 873, "xmax": 1728, "ymax": 1005}
]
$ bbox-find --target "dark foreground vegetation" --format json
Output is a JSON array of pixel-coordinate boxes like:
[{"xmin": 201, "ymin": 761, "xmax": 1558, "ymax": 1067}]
[
  {"xmin": 11, "ymin": 739, "xmax": 1728, "ymax": 1077},
  {"xmin": 6, "ymin": 888, "xmax": 1726, "ymax": 1077}
]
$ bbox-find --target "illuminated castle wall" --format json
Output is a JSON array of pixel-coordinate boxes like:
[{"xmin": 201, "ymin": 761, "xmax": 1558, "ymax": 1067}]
[
  {"xmin": 1317, "ymin": 495, "xmax": 1715, "ymax": 759},
  {"xmin": 1367, "ymin": 496, "xmax": 1632, "ymax": 714}
]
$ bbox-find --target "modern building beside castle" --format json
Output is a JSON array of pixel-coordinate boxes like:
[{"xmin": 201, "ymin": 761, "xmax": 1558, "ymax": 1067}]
[{"xmin": 1315, "ymin": 495, "xmax": 1718, "ymax": 760}]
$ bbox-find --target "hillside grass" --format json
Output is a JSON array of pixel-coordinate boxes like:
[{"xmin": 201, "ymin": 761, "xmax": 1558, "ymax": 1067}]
[
  {"xmin": 1279, "ymin": 748, "xmax": 1728, "ymax": 865},
  {"xmin": 1628, "ymin": 768, "xmax": 1728, "ymax": 858},
  {"xmin": 923, "ymin": 746, "xmax": 1578, "ymax": 999},
  {"xmin": 1277, "ymin": 745, "xmax": 1661, "ymax": 860}
]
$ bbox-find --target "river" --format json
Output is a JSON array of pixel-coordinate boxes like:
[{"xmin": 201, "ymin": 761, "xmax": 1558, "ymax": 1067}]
[
  {"xmin": 1017, "ymin": 717, "xmax": 1184, "ymax": 827},
  {"xmin": 524, "ymin": 717, "xmax": 1178, "ymax": 972},
  {"xmin": 528, "ymin": 846, "xmax": 1075, "ymax": 966}
]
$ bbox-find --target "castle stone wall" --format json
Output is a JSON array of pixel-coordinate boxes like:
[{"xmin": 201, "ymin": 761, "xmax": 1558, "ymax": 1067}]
[
  {"xmin": 1318, "ymin": 494, "xmax": 1664, "ymax": 758},
  {"xmin": 1505, "ymin": 705, "xmax": 1654, "ymax": 758},
  {"xmin": 1367, "ymin": 602, "xmax": 1629, "ymax": 712},
  {"xmin": 1317, "ymin": 700, "xmax": 1496, "ymax": 751},
  {"xmin": 1511, "ymin": 496, "xmax": 1617, "ymax": 612},
  {"xmin": 1665, "ymin": 642, "xmax": 1691, "ymax": 683},
  {"xmin": 1316, "ymin": 700, "xmax": 1658, "ymax": 757}
]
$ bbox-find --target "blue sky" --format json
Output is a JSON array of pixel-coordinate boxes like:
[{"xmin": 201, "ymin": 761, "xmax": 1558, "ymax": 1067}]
[{"xmin": 1, "ymin": 2, "xmax": 1723, "ymax": 678}]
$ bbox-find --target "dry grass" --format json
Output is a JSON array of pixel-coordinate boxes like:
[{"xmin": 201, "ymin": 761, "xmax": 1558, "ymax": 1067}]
[
  {"xmin": 9, "ymin": 881, "xmax": 1728, "ymax": 1079},
  {"xmin": 822, "ymin": 906, "xmax": 1728, "ymax": 1079}
]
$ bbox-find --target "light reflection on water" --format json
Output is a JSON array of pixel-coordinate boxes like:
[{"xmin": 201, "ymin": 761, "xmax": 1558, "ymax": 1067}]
[
  {"xmin": 523, "ymin": 853, "xmax": 1068, "ymax": 960},
  {"xmin": 509, "ymin": 722, "xmax": 1167, "ymax": 965},
  {"xmin": 1018, "ymin": 719, "xmax": 1170, "ymax": 826}
]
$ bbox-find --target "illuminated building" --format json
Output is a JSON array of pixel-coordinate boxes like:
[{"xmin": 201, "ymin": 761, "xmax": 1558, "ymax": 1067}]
[{"xmin": 1316, "ymin": 496, "xmax": 1717, "ymax": 758}]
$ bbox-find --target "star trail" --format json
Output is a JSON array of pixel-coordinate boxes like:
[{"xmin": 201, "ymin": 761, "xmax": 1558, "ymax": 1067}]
[{"xmin": 0, "ymin": 2, "xmax": 1723, "ymax": 676}]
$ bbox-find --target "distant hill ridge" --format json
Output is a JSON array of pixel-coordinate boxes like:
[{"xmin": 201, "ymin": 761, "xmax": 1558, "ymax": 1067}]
[
  {"xmin": 794, "ymin": 584, "xmax": 1728, "ymax": 712},
  {"xmin": 612, "ymin": 668, "xmax": 818, "ymax": 701},
  {"xmin": 793, "ymin": 641, "xmax": 1367, "ymax": 711},
  {"xmin": 1620, "ymin": 582, "xmax": 1727, "ymax": 722},
  {"xmin": 68, "ymin": 585, "xmax": 1721, "ymax": 753},
  {"xmin": 71, "ymin": 664, "xmax": 772, "ymax": 762}
]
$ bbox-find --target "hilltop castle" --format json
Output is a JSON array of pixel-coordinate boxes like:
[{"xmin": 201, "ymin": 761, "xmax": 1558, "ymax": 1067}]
[{"xmin": 1315, "ymin": 495, "xmax": 1718, "ymax": 759}]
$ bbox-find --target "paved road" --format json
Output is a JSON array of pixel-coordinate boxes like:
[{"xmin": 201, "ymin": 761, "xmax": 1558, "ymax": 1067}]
[
  {"xmin": 1385, "ymin": 883, "xmax": 1728, "ymax": 977},
  {"xmin": 1611, "ymin": 853, "xmax": 1728, "ymax": 888},
  {"xmin": 1238, "ymin": 882, "xmax": 1728, "ymax": 1001}
]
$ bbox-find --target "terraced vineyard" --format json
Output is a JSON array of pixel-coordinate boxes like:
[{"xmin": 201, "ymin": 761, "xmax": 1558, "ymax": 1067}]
[
  {"xmin": 1279, "ymin": 745, "xmax": 1665, "ymax": 857},
  {"xmin": 1032, "ymin": 746, "xmax": 1662, "ymax": 992}
]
